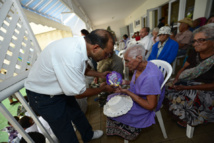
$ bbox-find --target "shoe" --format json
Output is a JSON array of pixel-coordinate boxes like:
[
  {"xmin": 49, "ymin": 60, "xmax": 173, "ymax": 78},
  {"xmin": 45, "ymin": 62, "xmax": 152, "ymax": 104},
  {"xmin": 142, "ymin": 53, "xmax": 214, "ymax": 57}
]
[
  {"xmin": 10, "ymin": 101, "xmax": 19, "ymax": 105},
  {"xmin": 92, "ymin": 130, "xmax": 103, "ymax": 139}
]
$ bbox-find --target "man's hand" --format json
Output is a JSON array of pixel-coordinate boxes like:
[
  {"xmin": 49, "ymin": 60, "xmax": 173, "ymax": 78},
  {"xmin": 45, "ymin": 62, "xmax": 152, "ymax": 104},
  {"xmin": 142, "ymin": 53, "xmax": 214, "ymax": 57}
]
[
  {"xmin": 103, "ymin": 84, "xmax": 115, "ymax": 93},
  {"xmin": 94, "ymin": 77, "xmax": 98, "ymax": 84},
  {"xmin": 100, "ymin": 71, "xmax": 111, "ymax": 79}
]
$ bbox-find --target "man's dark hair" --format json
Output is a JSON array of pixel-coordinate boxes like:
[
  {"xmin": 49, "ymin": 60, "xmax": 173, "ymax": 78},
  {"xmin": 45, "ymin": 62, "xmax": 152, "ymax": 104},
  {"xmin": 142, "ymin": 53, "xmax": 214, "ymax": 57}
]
[
  {"xmin": 20, "ymin": 132, "xmax": 46, "ymax": 143},
  {"xmin": 8, "ymin": 116, "xmax": 19, "ymax": 125},
  {"xmin": 19, "ymin": 116, "xmax": 32, "ymax": 129},
  {"xmin": 84, "ymin": 29, "xmax": 115, "ymax": 49},
  {"xmin": 81, "ymin": 29, "xmax": 90, "ymax": 36},
  {"xmin": 123, "ymin": 34, "xmax": 128, "ymax": 38},
  {"xmin": 159, "ymin": 17, "xmax": 165, "ymax": 21},
  {"xmin": 144, "ymin": 27, "xmax": 150, "ymax": 33}
]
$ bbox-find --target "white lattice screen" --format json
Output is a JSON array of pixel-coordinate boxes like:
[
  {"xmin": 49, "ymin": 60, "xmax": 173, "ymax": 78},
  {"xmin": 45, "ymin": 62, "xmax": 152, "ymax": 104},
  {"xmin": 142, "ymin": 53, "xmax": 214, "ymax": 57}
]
[{"xmin": 0, "ymin": 0, "xmax": 41, "ymax": 92}]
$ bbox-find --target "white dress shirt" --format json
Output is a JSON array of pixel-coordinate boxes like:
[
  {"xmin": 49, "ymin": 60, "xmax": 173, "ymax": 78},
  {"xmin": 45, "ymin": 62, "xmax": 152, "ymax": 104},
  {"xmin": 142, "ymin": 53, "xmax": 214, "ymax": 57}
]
[
  {"xmin": 25, "ymin": 37, "xmax": 88, "ymax": 96},
  {"xmin": 139, "ymin": 34, "xmax": 153, "ymax": 59},
  {"xmin": 139, "ymin": 34, "xmax": 153, "ymax": 51}
]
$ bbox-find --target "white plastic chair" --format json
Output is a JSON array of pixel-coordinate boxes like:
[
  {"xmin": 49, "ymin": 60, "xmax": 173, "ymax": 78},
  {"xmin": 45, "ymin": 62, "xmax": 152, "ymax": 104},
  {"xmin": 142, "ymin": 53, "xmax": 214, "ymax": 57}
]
[
  {"xmin": 124, "ymin": 60, "xmax": 172, "ymax": 143},
  {"xmin": 150, "ymin": 60, "xmax": 172, "ymax": 138},
  {"xmin": 153, "ymin": 60, "xmax": 195, "ymax": 139},
  {"xmin": 118, "ymin": 50, "xmax": 125, "ymax": 58},
  {"xmin": 172, "ymin": 55, "xmax": 185, "ymax": 75},
  {"xmin": 119, "ymin": 42, "xmax": 125, "ymax": 51}
]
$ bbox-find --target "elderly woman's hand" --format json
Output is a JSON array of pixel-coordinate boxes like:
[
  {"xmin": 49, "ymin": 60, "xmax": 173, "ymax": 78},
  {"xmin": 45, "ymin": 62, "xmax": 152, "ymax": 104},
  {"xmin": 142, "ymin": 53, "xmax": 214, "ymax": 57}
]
[
  {"xmin": 114, "ymin": 86, "xmax": 128, "ymax": 94},
  {"xmin": 172, "ymin": 85, "xmax": 188, "ymax": 90},
  {"xmin": 122, "ymin": 80, "xmax": 130, "ymax": 85},
  {"xmin": 172, "ymin": 77, "xmax": 179, "ymax": 85}
]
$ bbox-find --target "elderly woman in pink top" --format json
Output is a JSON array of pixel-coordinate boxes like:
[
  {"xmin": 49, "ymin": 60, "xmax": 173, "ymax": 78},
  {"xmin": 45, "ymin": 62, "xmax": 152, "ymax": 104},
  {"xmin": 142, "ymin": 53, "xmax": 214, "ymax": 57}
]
[{"xmin": 106, "ymin": 43, "xmax": 164, "ymax": 140}]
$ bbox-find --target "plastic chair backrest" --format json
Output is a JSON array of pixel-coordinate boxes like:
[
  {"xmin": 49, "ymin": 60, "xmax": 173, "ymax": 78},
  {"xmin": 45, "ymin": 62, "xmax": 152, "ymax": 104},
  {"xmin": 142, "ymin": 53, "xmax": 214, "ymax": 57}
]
[
  {"xmin": 150, "ymin": 60, "xmax": 172, "ymax": 89},
  {"xmin": 118, "ymin": 50, "xmax": 125, "ymax": 58}
]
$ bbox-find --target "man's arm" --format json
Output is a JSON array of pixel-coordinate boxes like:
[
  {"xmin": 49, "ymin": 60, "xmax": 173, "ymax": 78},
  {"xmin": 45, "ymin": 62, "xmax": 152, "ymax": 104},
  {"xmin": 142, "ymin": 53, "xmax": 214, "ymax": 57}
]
[
  {"xmin": 85, "ymin": 67, "xmax": 102, "ymax": 77},
  {"xmin": 85, "ymin": 67, "xmax": 110, "ymax": 79},
  {"xmin": 75, "ymin": 84, "xmax": 114, "ymax": 99}
]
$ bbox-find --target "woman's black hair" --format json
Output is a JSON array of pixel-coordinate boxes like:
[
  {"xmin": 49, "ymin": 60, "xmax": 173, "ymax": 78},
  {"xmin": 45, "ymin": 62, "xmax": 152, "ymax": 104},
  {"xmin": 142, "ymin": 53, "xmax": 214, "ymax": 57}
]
[
  {"xmin": 20, "ymin": 132, "xmax": 46, "ymax": 143},
  {"xmin": 8, "ymin": 116, "xmax": 19, "ymax": 125},
  {"xmin": 19, "ymin": 116, "xmax": 32, "ymax": 129},
  {"xmin": 123, "ymin": 34, "xmax": 128, "ymax": 38}
]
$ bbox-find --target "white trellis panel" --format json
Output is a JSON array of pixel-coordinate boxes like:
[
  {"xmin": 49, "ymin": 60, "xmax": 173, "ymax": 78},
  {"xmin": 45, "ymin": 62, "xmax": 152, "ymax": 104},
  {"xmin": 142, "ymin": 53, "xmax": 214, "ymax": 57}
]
[
  {"xmin": 0, "ymin": 1, "xmax": 56, "ymax": 142},
  {"xmin": 0, "ymin": 0, "xmax": 41, "ymax": 94}
]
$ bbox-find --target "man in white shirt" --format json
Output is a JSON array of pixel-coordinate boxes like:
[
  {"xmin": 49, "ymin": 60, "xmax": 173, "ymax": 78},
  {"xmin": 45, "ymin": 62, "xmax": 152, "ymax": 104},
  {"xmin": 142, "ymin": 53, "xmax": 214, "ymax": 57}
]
[
  {"xmin": 139, "ymin": 27, "xmax": 153, "ymax": 59},
  {"xmin": 25, "ymin": 29, "xmax": 115, "ymax": 143}
]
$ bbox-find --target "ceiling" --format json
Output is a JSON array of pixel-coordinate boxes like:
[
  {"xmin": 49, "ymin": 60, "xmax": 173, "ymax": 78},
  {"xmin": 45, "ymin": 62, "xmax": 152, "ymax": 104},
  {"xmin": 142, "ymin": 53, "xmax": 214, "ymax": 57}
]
[
  {"xmin": 21, "ymin": 0, "xmax": 71, "ymax": 23},
  {"xmin": 77, "ymin": 0, "xmax": 146, "ymax": 27}
]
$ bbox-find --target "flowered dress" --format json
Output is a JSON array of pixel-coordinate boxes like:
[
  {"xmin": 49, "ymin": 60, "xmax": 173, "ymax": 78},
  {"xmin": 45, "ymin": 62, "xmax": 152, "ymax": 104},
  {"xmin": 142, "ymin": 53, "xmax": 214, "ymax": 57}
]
[{"xmin": 165, "ymin": 50, "xmax": 214, "ymax": 126}]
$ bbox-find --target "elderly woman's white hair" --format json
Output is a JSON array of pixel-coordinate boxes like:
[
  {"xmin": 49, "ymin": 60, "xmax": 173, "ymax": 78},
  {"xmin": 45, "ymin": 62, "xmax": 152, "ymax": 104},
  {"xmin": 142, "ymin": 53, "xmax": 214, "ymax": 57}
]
[
  {"xmin": 125, "ymin": 40, "xmax": 146, "ymax": 61},
  {"xmin": 193, "ymin": 23, "xmax": 214, "ymax": 39},
  {"xmin": 153, "ymin": 27, "xmax": 159, "ymax": 33}
]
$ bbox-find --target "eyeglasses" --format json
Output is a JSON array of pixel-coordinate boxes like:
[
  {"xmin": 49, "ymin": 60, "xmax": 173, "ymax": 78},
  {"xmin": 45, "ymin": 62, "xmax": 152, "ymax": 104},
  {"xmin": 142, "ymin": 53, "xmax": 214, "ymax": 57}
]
[{"xmin": 191, "ymin": 38, "xmax": 213, "ymax": 44}]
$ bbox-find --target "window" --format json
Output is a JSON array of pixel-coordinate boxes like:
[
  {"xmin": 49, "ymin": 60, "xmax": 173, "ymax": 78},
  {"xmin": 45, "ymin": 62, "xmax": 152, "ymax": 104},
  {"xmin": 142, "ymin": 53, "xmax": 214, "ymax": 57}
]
[
  {"xmin": 135, "ymin": 19, "xmax": 140, "ymax": 27},
  {"xmin": 170, "ymin": 0, "xmax": 179, "ymax": 25},
  {"xmin": 141, "ymin": 17, "xmax": 147, "ymax": 27},
  {"xmin": 154, "ymin": 10, "xmax": 158, "ymax": 27},
  {"xmin": 185, "ymin": 0, "xmax": 195, "ymax": 18},
  {"xmin": 210, "ymin": 0, "xmax": 214, "ymax": 16}
]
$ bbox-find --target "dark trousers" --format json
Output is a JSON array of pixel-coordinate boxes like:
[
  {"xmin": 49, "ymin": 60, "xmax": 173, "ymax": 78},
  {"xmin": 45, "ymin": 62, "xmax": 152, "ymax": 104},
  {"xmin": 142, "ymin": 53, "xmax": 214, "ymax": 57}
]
[{"xmin": 26, "ymin": 90, "xmax": 93, "ymax": 143}]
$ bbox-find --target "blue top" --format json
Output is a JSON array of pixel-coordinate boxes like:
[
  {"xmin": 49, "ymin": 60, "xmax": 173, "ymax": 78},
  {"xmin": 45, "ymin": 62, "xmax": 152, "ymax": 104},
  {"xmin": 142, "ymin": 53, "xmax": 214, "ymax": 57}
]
[
  {"xmin": 148, "ymin": 38, "xmax": 179, "ymax": 64},
  {"xmin": 108, "ymin": 62, "xmax": 164, "ymax": 128}
]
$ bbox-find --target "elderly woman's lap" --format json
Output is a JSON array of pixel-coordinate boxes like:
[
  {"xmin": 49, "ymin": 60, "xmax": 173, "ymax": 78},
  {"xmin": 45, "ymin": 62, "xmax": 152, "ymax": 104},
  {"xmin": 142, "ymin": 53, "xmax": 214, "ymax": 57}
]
[{"xmin": 164, "ymin": 81, "xmax": 214, "ymax": 126}]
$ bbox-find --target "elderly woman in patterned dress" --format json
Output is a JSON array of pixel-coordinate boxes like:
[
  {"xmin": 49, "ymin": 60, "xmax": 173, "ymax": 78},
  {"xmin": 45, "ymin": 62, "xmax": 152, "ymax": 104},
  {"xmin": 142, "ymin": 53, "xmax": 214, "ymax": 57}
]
[{"xmin": 164, "ymin": 23, "xmax": 214, "ymax": 127}]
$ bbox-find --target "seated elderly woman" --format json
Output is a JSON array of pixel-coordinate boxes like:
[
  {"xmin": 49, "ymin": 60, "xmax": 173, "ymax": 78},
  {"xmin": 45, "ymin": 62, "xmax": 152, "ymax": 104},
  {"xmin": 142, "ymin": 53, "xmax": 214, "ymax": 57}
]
[
  {"xmin": 105, "ymin": 43, "xmax": 165, "ymax": 140},
  {"xmin": 164, "ymin": 23, "xmax": 214, "ymax": 127}
]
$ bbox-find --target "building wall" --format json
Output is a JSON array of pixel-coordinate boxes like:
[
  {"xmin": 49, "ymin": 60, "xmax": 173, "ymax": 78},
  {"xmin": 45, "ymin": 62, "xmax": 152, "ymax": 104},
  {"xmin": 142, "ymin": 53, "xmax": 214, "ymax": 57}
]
[
  {"xmin": 193, "ymin": 0, "xmax": 209, "ymax": 19},
  {"xmin": 94, "ymin": 19, "xmax": 125, "ymax": 41},
  {"xmin": 124, "ymin": 0, "xmax": 168, "ymax": 32},
  {"xmin": 35, "ymin": 30, "xmax": 72, "ymax": 50}
]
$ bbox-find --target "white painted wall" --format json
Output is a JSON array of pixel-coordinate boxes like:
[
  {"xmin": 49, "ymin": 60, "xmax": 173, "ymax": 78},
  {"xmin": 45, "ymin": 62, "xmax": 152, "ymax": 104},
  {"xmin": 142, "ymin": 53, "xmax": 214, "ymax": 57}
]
[
  {"xmin": 193, "ymin": 0, "xmax": 209, "ymax": 19},
  {"xmin": 35, "ymin": 30, "xmax": 72, "ymax": 50},
  {"xmin": 89, "ymin": 0, "xmax": 210, "ymax": 42},
  {"xmin": 124, "ymin": 0, "xmax": 168, "ymax": 32},
  {"xmin": 93, "ymin": 0, "xmax": 168, "ymax": 40},
  {"xmin": 94, "ymin": 19, "xmax": 125, "ymax": 41}
]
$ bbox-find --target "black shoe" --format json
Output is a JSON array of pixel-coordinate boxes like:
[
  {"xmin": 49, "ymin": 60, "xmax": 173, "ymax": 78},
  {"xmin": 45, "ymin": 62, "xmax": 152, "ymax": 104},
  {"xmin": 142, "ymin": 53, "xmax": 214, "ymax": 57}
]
[{"xmin": 10, "ymin": 101, "xmax": 19, "ymax": 105}]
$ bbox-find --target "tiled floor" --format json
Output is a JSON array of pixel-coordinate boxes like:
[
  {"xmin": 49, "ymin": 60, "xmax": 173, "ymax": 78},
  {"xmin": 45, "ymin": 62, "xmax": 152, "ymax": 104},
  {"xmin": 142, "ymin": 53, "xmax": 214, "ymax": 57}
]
[{"xmin": 76, "ymin": 96, "xmax": 214, "ymax": 143}]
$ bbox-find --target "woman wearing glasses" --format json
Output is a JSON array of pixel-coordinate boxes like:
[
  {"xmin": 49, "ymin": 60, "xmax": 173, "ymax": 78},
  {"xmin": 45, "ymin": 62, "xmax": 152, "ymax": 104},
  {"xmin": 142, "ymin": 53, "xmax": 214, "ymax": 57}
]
[{"xmin": 164, "ymin": 23, "xmax": 214, "ymax": 127}]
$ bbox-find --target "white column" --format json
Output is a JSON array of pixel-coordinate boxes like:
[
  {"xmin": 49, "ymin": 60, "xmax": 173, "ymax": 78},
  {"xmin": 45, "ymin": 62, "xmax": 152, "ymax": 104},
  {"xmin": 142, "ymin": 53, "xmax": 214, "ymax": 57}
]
[
  {"xmin": 193, "ymin": 0, "xmax": 210, "ymax": 19},
  {"xmin": 178, "ymin": 0, "xmax": 186, "ymax": 21}
]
